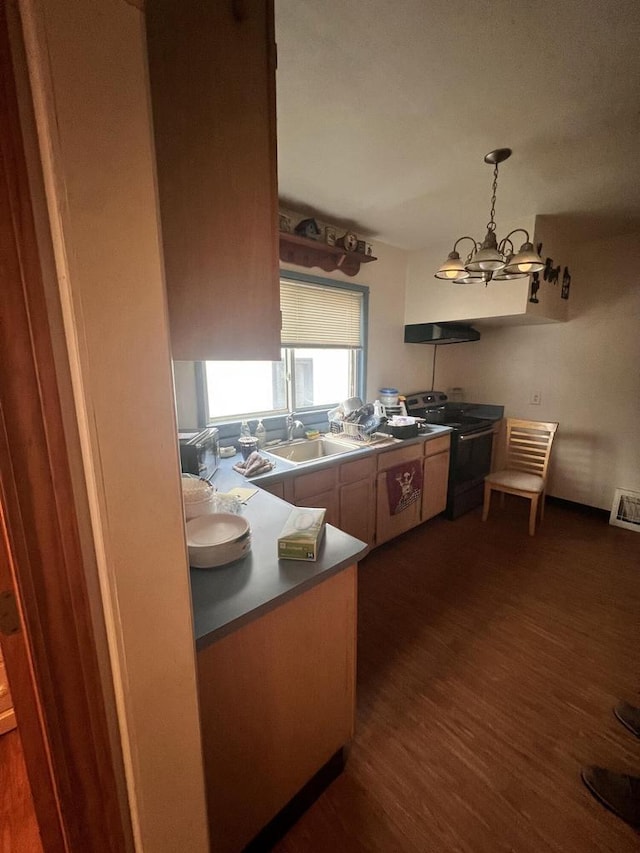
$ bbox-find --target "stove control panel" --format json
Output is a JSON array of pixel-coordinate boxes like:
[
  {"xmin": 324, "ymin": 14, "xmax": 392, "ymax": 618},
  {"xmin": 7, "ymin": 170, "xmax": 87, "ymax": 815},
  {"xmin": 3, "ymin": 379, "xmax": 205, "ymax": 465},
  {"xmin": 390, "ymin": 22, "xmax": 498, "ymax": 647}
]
[{"xmin": 405, "ymin": 390, "xmax": 448, "ymax": 410}]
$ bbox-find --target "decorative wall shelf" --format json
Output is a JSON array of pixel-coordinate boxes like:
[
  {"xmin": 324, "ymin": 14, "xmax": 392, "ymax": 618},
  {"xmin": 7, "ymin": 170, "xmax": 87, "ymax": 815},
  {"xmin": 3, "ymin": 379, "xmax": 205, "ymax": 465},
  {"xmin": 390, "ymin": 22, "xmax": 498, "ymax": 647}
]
[{"xmin": 279, "ymin": 233, "xmax": 377, "ymax": 278}]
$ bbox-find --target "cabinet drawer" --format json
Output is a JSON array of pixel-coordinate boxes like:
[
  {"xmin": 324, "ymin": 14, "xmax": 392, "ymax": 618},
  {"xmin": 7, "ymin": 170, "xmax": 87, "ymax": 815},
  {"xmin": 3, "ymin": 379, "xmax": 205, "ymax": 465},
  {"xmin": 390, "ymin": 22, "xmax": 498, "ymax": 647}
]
[
  {"xmin": 293, "ymin": 467, "xmax": 337, "ymax": 501},
  {"xmin": 339, "ymin": 455, "xmax": 376, "ymax": 484},
  {"xmin": 377, "ymin": 443, "xmax": 424, "ymax": 471},
  {"xmin": 296, "ymin": 490, "xmax": 340, "ymax": 527},
  {"xmin": 424, "ymin": 434, "xmax": 451, "ymax": 457}
]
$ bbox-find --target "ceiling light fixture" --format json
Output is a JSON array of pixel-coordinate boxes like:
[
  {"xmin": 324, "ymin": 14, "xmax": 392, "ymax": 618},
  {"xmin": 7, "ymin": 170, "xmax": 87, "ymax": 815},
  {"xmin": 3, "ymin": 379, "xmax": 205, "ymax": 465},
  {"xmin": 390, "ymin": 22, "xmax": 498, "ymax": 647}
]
[{"xmin": 434, "ymin": 148, "xmax": 544, "ymax": 286}]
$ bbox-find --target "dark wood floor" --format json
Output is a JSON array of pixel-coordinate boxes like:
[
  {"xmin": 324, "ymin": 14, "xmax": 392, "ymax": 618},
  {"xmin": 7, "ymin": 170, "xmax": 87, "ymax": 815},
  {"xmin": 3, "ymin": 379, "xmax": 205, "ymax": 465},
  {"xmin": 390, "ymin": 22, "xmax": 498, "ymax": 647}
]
[
  {"xmin": 275, "ymin": 501, "xmax": 640, "ymax": 852},
  {"xmin": 0, "ymin": 728, "xmax": 42, "ymax": 853}
]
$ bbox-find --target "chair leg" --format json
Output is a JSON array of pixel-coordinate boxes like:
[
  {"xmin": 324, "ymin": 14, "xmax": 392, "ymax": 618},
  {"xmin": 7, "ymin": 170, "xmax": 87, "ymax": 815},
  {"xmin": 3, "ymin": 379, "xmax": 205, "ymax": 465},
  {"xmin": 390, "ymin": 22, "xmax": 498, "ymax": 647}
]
[
  {"xmin": 482, "ymin": 482, "xmax": 492, "ymax": 521},
  {"xmin": 529, "ymin": 494, "xmax": 539, "ymax": 536},
  {"xmin": 499, "ymin": 492, "xmax": 505, "ymax": 509}
]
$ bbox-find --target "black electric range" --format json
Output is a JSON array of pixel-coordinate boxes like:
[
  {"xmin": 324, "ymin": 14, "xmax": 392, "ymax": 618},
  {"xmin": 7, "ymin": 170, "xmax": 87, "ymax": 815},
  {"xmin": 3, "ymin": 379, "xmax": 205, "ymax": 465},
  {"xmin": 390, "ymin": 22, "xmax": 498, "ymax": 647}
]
[{"xmin": 406, "ymin": 391, "xmax": 499, "ymax": 518}]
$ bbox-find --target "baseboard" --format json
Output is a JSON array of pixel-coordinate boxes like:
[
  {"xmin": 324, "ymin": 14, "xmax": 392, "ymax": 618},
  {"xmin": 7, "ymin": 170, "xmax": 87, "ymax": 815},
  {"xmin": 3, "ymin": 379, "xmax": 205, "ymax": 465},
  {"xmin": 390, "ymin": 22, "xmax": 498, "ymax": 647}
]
[
  {"xmin": 546, "ymin": 495, "xmax": 609, "ymax": 520},
  {"xmin": 244, "ymin": 747, "xmax": 346, "ymax": 851}
]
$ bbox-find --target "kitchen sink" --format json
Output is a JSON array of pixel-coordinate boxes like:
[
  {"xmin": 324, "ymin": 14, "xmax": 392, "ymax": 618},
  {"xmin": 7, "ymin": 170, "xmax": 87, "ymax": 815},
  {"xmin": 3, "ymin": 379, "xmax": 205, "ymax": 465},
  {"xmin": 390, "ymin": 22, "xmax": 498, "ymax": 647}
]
[{"xmin": 265, "ymin": 436, "xmax": 362, "ymax": 465}]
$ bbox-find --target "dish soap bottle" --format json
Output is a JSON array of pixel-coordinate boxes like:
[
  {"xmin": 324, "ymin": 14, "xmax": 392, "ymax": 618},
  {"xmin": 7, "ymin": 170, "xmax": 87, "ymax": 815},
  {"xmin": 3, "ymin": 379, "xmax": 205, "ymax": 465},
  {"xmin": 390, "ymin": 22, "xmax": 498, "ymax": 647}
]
[
  {"xmin": 255, "ymin": 419, "xmax": 266, "ymax": 448},
  {"xmin": 240, "ymin": 420, "xmax": 251, "ymax": 439}
]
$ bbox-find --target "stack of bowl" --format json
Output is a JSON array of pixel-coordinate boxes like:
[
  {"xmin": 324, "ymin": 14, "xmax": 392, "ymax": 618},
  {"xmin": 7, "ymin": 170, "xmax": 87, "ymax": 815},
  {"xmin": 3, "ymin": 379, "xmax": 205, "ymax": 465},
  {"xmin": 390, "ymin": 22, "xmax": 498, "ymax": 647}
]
[{"xmin": 186, "ymin": 513, "xmax": 251, "ymax": 568}]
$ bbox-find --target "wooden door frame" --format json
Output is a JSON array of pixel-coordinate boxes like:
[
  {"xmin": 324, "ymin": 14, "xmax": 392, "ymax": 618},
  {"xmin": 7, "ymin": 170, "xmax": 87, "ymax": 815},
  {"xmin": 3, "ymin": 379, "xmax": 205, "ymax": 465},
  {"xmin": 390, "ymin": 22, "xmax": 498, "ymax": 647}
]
[{"xmin": 0, "ymin": 2, "xmax": 132, "ymax": 849}]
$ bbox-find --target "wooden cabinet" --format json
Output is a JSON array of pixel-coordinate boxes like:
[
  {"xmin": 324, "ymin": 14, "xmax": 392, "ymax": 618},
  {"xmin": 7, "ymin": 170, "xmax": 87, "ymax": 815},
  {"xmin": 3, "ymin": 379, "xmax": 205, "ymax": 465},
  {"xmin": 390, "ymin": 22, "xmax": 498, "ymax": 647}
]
[
  {"xmin": 375, "ymin": 445, "xmax": 425, "ymax": 545},
  {"xmin": 422, "ymin": 447, "xmax": 450, "ymax": 521},
  {"xmin": 147, "ymin": 0, "xmax": 281, "ymax": 361},
  {"xmin": 297, "ymin": 489, "xmax": 340, "ymax": 526},
  {"xmin": 291, "ymin": 467, "xmax": 339, "ymax": 526},
  {"xmin": 258, "ymin": 435, "xmax": 450, "ymax": 548},
  {"xmin": 339, "ymin": 456, "xmax": 376, "ymax": 544},
  {"xmin": 197, "ymin": 566, "xmax": 357, "ymax": 852}
]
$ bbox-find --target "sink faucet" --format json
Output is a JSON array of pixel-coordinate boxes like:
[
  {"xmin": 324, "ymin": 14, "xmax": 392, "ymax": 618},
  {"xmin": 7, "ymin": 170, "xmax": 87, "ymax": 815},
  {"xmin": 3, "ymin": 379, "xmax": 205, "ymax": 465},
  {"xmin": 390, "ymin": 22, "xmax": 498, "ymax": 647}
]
[{"xmin": 286, "ymin": 413, "xmax": 304, "ymax": 441}]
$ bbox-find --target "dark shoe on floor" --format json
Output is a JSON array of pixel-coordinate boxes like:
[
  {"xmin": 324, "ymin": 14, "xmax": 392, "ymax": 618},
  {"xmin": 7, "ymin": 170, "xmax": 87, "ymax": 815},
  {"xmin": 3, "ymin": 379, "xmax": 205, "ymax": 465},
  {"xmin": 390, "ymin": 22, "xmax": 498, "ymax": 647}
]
[
  {"xmin": 614, "ymin": 701, "xmax": 640, "ymax": 739},
  {"xmin": 581, "ymin": 766, "xmax": 640, "ymax": 829}
]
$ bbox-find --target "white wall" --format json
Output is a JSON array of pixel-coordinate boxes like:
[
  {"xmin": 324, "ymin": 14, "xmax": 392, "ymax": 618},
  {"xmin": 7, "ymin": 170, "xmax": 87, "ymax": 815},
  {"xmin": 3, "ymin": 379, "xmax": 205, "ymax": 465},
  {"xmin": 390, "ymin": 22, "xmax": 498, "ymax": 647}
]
[
  {"xmin": 433, "ymin": 230, "xmax": 640, "ymax": 509},
  {"xmin": 405, "ymin": 217, "xmax": 537, "ymax": 324},
  {"xmin": 20, "ymin": 1, "xmax": 209, "ymax": 849}
]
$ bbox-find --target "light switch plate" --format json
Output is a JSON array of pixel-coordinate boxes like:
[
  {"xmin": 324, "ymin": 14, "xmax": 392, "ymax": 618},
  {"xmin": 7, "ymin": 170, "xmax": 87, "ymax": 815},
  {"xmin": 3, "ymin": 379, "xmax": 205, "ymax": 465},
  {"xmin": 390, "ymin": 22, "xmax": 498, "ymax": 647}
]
[{"xmin": 530, "ymin": 391, "xmax": 542, "ymax": 405}]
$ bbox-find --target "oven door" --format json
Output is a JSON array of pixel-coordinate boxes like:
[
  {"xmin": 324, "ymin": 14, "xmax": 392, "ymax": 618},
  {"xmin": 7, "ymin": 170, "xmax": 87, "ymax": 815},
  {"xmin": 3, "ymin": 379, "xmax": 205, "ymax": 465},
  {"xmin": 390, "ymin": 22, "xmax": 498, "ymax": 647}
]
[{"xmin": 446, "ymin": 427, "xmax": 495, "ymax": 519}]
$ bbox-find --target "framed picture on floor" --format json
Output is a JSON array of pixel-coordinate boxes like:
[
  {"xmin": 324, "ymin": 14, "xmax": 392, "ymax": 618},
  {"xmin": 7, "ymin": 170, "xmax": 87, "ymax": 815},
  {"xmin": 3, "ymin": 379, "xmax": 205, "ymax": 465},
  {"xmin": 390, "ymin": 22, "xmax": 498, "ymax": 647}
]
[{"xmin": 609, "ymin": 488, "xmax": 640, "ymax": 531}]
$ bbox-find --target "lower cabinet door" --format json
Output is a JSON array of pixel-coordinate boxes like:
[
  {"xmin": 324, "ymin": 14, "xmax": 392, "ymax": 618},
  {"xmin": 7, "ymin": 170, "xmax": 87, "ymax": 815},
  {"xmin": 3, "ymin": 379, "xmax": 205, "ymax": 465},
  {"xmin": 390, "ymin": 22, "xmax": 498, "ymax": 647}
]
[
  {"xmin": 422, "ymin": 451, "xmax": 450, "ymax": 521},
  {"xmin": 197, "ymin": 567, "xmax": 357, "ymax": 852},
  {"xmin": 375, "ymin": 470, "xmax": 421, "ymax": 545},
  {"xmin": 296, "ymin": 489, "xmax": 340, "ymax": 527},
  {"xmin": 339, "ymin": 478, "xmax": 374, "ymax": 545}
]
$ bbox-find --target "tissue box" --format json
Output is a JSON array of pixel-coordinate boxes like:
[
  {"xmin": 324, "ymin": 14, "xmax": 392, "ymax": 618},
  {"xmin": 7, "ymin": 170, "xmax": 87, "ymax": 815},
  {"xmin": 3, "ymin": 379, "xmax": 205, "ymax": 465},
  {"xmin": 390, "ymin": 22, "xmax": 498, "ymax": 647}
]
[{"xmin": 278, "ymin": 507, "xmax": 326, "ymax": 561}]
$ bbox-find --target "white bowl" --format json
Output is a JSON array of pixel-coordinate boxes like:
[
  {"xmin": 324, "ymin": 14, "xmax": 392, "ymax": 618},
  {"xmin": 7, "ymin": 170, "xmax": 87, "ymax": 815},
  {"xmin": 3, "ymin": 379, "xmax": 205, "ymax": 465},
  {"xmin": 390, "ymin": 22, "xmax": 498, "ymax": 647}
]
[
  {"xmin": 182, "ymin": 475, "xmax": 216, "ymax": 520},
  {"xmin": 186, "ymin": 513, "xmax": 251, "ymax": 568}
]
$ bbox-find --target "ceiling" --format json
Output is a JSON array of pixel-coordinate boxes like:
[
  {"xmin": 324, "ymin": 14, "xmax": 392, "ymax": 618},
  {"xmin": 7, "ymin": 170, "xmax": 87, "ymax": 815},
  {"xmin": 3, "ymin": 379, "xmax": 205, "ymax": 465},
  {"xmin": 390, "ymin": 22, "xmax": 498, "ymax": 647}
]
[{"xmin": 275, "ymin": 0, "xmax": 640, "ymax": 251}]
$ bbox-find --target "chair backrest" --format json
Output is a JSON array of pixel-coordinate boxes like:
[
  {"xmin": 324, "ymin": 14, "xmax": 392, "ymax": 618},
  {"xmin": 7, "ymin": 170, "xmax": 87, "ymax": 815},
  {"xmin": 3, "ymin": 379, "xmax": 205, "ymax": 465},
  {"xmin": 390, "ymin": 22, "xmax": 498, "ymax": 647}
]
[{"xmin": 504, "ymin": 418, "xmax": 559, "ymax": 480}]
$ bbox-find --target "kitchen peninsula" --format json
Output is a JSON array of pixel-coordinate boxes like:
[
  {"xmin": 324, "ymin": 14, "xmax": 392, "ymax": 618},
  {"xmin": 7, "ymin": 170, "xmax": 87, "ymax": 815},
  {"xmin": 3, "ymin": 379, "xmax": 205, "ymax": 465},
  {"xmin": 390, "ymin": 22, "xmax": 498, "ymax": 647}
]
[
  {"xmin": 192, "ymin": 426, "xmax": 452, "ymax": 850},
  {"xmin": 192, "ymin": 456, "xmax": 366, "ymax": 852}
]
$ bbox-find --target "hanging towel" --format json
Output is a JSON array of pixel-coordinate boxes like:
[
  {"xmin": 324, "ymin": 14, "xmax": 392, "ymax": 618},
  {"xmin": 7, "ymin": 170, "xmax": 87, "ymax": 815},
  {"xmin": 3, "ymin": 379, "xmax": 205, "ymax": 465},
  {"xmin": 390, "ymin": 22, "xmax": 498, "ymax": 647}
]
[{"xmin": 386, "ymin": 461, "xmax": 423, "ymax": 516}]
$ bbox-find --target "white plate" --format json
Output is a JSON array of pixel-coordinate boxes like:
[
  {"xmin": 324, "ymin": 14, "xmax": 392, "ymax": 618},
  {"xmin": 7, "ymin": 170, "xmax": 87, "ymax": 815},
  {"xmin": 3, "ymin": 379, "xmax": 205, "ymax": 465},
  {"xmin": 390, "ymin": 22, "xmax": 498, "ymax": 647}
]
[
  {"xmin": 189, "ymin": 535, "xmax": 251, "ymax": 569},
  {"xmin": 186, "ymin": 513, "xmax": 250, "ymax": 547}
]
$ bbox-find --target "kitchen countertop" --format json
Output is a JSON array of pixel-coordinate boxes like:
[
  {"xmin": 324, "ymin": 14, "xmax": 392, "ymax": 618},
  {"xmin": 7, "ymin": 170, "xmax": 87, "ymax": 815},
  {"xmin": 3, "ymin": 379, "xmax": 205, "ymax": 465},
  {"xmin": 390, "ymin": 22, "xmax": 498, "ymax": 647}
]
[
  {"xmin": 250, "ymin": 425, "xmax": 453, "ymax": 485},
  {"xmin": 190, "ymin": 427, "xmax": 453, "ymax": 649},
  {"xmin": 190, "ymin": 458, "xmax": 369, "ymax": 649}
]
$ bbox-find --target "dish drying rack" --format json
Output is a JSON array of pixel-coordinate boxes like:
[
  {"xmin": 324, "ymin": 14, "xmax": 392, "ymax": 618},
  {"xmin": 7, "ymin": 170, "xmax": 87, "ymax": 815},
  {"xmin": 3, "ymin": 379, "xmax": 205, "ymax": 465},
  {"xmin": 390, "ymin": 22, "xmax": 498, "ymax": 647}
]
[{"xmin": 329, "ymin": 421, "xmax": 389, "ymax": 444}]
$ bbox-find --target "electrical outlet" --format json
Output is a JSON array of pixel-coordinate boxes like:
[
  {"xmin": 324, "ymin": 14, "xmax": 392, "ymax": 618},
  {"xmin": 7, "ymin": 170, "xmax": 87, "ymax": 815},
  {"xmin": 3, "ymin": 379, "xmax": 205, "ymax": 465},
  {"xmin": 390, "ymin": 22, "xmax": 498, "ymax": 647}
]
[{"xmin": 530, "ymin": 391, "xmax": 542, "ymax": 405}]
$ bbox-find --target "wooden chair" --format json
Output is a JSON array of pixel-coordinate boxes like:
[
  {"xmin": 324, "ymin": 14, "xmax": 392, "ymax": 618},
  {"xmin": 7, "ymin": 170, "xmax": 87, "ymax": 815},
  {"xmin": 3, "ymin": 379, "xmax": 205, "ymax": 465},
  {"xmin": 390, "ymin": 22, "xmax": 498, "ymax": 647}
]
[{"xmin": 482, "ymin": 418, "xmax": 559, "ymax": 536}]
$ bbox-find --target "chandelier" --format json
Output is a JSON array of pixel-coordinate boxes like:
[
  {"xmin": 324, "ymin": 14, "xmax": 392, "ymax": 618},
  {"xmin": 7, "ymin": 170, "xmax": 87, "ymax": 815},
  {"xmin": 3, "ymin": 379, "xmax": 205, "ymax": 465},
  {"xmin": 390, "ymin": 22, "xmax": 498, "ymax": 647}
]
[{"xmin": 435, "ymin": 148, "xmax": 544, "ymax": 285}]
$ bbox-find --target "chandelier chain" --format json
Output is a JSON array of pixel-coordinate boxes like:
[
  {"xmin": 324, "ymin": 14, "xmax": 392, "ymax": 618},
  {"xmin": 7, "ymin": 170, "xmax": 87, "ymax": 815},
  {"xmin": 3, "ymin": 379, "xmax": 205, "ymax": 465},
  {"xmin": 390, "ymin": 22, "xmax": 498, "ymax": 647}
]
[{"xmin": 487, "ymin": 163, "xmax": 499, "ymax": 233}]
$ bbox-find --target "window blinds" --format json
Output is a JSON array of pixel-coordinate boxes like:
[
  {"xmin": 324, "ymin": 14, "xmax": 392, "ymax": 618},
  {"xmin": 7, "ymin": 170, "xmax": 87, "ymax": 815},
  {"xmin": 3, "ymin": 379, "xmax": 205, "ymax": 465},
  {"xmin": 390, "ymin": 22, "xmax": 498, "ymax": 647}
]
[{"xmin": 280, "ymin": 281, "xmax": 363, "ymax": 348}]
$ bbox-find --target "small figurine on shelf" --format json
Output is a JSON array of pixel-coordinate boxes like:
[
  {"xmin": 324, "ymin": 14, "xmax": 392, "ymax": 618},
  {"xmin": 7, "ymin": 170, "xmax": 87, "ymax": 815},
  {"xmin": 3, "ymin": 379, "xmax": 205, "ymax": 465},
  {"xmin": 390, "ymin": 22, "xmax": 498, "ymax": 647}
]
[
  {"xmin": 324, "ymin": 225, "xmax": 337, "ymax": 246},
  {"xmin": 336, "ymin": 231, "xmax": 358, "ymax": 252},
  {"xmin": 294, "ymin": 218, "xmax": 322, "ymax": 240},
  {"xmin": 278, "ymin": 213, "xmax": 292, "ymax": 233}
]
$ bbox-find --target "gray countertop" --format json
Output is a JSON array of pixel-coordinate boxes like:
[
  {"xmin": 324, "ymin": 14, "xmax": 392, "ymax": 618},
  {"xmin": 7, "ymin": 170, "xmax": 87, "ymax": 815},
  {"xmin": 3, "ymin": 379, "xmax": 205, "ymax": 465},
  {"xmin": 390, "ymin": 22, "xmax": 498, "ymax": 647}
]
[
  {"xmin": 190, "ymin": 427, "xmax": 453, "ymax": 649},
  {"xmin": 250, "ymin": 425, "xmax": 453, "ymax": 485},
  {"xmin": 190, "ymin": 458, "xmax": 369, "ymax": 649}
]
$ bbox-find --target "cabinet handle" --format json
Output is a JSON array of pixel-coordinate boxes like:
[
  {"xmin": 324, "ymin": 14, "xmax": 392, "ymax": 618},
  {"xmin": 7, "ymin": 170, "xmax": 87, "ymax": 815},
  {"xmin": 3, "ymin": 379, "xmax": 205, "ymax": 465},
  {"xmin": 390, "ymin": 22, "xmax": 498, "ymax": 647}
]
[{"xmin": 458, "ymin": 428, "xmax": 495, "ymax": 442}]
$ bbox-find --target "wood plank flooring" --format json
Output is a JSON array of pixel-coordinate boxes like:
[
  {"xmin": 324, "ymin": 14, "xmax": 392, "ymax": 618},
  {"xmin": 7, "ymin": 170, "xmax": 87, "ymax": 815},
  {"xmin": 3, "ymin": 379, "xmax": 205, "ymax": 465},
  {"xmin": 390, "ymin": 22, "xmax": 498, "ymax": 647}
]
[
  {"xmin": 0, "ymin": 729, "xmax": 42, "ymax": 853},
  {"xmin": 275, "ymin": 501, "xmax": 640, "ymax": 852}
]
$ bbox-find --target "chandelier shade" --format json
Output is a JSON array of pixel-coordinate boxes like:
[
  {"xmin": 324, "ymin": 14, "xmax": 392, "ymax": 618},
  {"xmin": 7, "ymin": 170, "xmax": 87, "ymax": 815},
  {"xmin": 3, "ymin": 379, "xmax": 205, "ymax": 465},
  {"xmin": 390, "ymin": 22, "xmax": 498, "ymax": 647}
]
[
  {"xmin": 434, "ymin": 250, "xmax": 467, "ymax": 280},
  {"xmin": 434, "ymin": 148, "xmax": 543, "ymax": 286},
  {"xmin": 504, "ymin": 241, "xmax": 545, "ymax": 274}
]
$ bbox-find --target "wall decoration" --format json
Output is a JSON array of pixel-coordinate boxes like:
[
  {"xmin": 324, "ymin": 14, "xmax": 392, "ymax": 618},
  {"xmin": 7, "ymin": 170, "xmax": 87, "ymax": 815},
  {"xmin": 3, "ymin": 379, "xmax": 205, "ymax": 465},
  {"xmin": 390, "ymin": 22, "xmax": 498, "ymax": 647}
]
[
  {"xmin": 561, "ymin": 266, "xmax": 571, "ymax": 300},
  {"xmin": 294, "ymin": 218, "xmax": 321, "ymax": 240},
  {"xmin": 324, "ymin": 225, "xmax": 336, "ymax": 246},
  {"xmin": 529, "ymin": 271, "xmax": 540, "ymax": 303},
  {"xmin": 544, "ymin": 257, "xmax": 561, "ymax": 284},
  {"xmin": 336, "ymin": 231, "xmax": 358, "ymax": 252},
  {"xmin": 356, "ymin": 240, "xmax": 373, "ymax": 256},
  {"xmin": 278, "ymin": 213, "xmax": 292, "ymax": 233}
]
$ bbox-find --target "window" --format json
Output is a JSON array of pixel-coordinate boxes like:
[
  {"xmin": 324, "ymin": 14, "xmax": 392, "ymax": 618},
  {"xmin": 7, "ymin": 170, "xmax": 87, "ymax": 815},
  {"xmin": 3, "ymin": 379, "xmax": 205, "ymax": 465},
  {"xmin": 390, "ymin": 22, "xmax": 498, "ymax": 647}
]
[{"xmin": 204, "ymin": 275, "xmax": 368, "ymax": 422}]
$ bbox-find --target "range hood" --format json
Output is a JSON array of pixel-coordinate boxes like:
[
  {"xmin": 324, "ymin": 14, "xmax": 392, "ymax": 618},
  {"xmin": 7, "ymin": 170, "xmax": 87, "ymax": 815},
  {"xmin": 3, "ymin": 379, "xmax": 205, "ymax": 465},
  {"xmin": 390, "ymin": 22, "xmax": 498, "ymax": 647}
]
[{"xmin": 404, "ymin": 322, "xmax": 480, "ymax": 345}]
